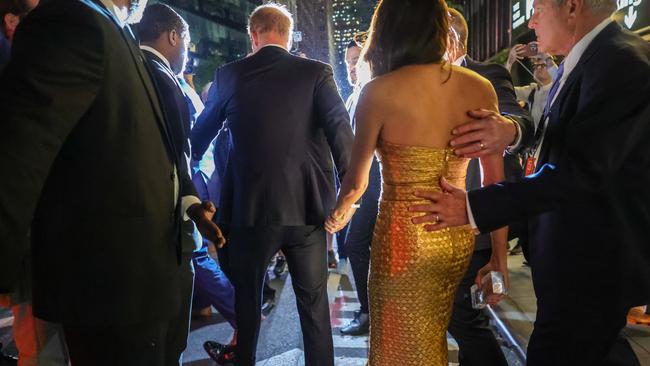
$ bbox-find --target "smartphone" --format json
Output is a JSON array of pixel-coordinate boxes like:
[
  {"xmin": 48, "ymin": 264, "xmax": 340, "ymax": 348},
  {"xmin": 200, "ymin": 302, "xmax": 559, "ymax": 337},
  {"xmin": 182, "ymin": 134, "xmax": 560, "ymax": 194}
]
[{"xmin": 521, "ymin": 41, "xmax": 539, "ymax": 57}]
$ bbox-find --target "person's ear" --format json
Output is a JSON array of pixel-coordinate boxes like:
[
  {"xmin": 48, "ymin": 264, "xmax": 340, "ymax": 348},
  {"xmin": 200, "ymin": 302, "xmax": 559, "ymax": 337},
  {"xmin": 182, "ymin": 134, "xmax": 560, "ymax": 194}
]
[{"xmin": 168, "ymin": 30, "xmax": 178, "ymax": 47}]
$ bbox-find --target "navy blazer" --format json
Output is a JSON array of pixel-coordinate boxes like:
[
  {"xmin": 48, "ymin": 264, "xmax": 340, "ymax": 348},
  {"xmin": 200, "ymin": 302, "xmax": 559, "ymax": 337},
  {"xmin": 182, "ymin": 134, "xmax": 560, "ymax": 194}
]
[
  {"xmin": 191, "ymin": 46, "xmax": 353, "ymax": 227},
  {"xmin": 468, "ymin": 22, "xmax": 650, "ymax": 307}
]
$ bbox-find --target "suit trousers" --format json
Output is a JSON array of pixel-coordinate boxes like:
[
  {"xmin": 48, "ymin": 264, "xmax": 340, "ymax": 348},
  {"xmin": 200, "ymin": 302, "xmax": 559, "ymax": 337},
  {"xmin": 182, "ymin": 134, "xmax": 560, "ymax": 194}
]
[
  {"xmin": 63, "ymin": 321, "xmax": 169, "ymax": 366},
  {"xmin": 344, "ymin": 196, "xmax": 378, "ymax": 315},
  {"xmin": 227, "ymin": 226, "xmax": 333, "ymax": 366},
  {"xmin": 527, "ymin": 292, "xmax": 639, "ymax": 366},
  {"xmin": 164, "ymin": 251, "xmax": 194, "ymax": 366},
  {"xmin": 447, "ymin": 249, "xmax": 508, "ymax": 366},
  {"xmin": 192, "ymin": 246, "xmax": 237, "ymax": 328}
]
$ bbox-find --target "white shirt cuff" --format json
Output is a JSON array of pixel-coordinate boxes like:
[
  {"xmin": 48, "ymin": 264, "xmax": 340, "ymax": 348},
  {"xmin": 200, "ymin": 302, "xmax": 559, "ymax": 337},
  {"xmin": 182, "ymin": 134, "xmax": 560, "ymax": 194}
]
[
  {"xmin": 466, "ymin": 194, "xmax": 478, "ymax": 231},
  {"xmin": 506, "ymin": 119, "xmax": 523, "ymax": 153},
  {"xmin": 182, "ymin": 195, "xmax": 202, "ymax": 221}
]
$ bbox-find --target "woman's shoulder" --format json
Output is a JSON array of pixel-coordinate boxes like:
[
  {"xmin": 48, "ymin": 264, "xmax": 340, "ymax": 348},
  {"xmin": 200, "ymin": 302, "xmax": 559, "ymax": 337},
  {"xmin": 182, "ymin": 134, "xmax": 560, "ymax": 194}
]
[{"xmin": 449, "ymin": 64, "xmax": 493, "ymax": 90}]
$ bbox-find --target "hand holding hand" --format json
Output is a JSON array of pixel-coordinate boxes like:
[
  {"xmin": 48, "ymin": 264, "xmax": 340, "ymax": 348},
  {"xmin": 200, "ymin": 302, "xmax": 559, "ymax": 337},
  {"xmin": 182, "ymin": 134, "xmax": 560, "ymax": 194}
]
[
  {"xmin": 324, "ymin": 206, "xmax": 357, "ymax": 234},
  {"xmin": 409, "ymin": 178, "xmax": 469, "ymax": 231},
  {"xmin": 188, "ymin": 201, "xmax": 226, "ymax": 248},
  {"xmin": 450, "ymin": 109, "xmax": 517, "ymax": 158}
]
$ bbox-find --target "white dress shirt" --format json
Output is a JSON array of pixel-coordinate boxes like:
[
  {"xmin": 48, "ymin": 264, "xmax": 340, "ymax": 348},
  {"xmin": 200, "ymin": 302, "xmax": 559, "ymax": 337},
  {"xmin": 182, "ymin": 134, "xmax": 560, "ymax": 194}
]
[{"xmin": 467, "ymin": 17, "xmax": 614, "ymax": 231}]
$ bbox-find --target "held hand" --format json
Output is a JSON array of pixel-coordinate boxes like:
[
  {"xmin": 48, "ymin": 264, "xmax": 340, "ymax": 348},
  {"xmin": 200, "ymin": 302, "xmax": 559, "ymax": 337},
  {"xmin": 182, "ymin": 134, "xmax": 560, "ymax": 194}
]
[
  {"xmin": 450, "ymin": 109, "xmax": 517, "ymax": 158},
  {"xmin": 475, "ymin": 258, "xmax": 510, "ymax": 306},
  {"xmin": 409, "ymin": 178, "xmax": 469, "ymax": 231},
  {"xmin": 188, "ymin": 201, "xmax": 226, "ymax": 248},
  {"xmin": 324, "ymin": 207, "xmax": 357, "ymax": 234}
]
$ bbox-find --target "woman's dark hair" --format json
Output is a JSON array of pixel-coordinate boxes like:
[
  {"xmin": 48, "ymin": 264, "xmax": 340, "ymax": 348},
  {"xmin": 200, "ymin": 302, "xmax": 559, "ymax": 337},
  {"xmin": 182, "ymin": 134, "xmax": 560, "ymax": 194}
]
[{"xmin": 362, "ymin": 0, "xmax": 450, "ymax": 78}]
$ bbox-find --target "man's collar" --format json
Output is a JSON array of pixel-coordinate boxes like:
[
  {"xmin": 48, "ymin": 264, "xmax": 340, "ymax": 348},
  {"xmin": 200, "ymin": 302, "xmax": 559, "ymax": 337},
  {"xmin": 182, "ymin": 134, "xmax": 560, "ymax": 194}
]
[
  {"xmin": 140, "ymin": 45, "xmax": 174, "ymax": 73},
  {"xmin": 562, "ymin": 17, "xmax": 613, "ymax": 80},
  {"xmin": 258, "ymin": 44, "xmax": 289, "ymax": 52},
  {"xmin": 452, "ymin": 54, "xmax": 467, "ymax": 67},
  {"xmin": 98, "ymin": 0, "xmax": 128, "ymax": 26}
]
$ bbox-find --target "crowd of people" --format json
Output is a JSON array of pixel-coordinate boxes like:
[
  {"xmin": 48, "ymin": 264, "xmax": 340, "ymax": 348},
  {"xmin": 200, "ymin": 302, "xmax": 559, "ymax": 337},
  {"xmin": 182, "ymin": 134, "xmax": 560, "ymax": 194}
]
[{"xmin": 0, "ymin": 0, "xmax": 649, "ymax": 365}]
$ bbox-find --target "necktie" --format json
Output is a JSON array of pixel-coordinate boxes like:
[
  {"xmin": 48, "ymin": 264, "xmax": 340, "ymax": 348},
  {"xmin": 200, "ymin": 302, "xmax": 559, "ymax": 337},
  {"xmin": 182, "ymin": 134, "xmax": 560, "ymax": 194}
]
[{"xmin": 542, "ymin": 61, "xmax": 565, "ymax": 118}]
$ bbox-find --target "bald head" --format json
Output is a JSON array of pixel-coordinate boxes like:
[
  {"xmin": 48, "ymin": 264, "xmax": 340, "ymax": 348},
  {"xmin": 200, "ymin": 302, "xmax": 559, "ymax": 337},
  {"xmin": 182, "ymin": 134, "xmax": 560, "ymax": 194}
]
[{"xmin": 248, "ymin": 3, "xmax": 294, "ymax": 52}]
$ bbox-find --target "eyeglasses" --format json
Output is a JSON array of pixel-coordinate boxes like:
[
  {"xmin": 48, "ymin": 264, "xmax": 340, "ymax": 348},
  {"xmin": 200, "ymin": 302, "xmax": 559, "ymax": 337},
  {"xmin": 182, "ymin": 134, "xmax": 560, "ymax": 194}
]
[{"xmin": 532, "ymin": 64, "xmax": 547, "ymax": 70}]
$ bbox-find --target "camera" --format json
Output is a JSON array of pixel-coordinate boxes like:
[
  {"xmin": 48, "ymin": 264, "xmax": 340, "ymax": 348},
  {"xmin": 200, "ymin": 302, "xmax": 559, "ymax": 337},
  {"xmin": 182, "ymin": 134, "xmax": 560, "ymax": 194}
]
[{"xmin": 521, "ymin": 41, "xmax": 539, "ymax": 57}]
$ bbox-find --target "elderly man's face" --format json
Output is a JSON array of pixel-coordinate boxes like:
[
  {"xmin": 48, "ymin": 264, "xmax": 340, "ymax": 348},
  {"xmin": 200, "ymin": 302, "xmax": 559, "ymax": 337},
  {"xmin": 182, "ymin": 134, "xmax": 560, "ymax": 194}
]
[
  {"xmin": 528, "ymin": 0, "xmax": 574, "ymax": 56},
  {"xmin": 345, "ymin": 45, "xmax": 361, "ymax": 86}
]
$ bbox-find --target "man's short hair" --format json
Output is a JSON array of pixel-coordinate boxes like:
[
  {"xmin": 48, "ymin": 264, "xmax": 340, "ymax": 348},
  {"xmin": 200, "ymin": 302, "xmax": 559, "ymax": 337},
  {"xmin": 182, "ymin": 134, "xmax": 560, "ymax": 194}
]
[
  {"xmin": 248, "ymin": 3, "xmax": 294, "ymax": 37},
  {"xmin": 554, "ymin": 0, "xmax": 617, "ymax": 14},
  {"xmin": 138, "ymin": 3, "xmax": 189, "ymax": 44},
  {"xmin": 0, "ymin": 0, "xmax": 32, "ymax": 34},
  {"xmin": 447, "ymin": 8, "xmax": 468, "ymax": 51}
]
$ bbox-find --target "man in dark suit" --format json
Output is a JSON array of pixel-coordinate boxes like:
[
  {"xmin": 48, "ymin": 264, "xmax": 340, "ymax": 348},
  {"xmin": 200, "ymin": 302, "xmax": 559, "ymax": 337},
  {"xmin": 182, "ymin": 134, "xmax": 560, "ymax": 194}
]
[
  {"xmin": 138, "ymin": 4, "xmax": 208, "ymax": 365},
  {"xmin": 441, "ymin": 8, "xmax": 535, "ymax": 366},
  {"xmin": 191, "ymin": 4, "xmax": 353, "ymax": 365},
  {"xmin": 413, "ymin": 1, "xmax": 650, "ymax": 365},
  {"xmin": 0, "ymin": 0, "xmax": 222, "ymax": 364}
]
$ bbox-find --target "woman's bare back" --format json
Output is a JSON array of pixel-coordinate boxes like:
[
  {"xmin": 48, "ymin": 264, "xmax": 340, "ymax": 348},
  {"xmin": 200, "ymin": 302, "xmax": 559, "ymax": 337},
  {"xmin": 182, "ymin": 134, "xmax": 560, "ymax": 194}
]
[{"xmin": 361, "ymin": 63, "xmax": 498, "ymax": 150}]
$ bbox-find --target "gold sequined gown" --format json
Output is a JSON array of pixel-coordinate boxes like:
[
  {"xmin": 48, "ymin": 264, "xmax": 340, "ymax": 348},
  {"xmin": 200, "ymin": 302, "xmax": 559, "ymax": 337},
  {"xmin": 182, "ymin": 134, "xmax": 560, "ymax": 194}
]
[{"xmin": 368, "ymin": 140, "xmax": 476, "ymax": 366}]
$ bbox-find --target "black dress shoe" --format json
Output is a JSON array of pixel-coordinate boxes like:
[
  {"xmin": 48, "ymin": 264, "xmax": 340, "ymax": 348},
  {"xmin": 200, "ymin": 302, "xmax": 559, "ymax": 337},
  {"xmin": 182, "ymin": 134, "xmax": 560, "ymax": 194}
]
[
  {"xmin": 340, "ymin": 311, "xmax": 369, "ymax": 336},
  {"xmin": 204, "ymin": 341, "xmax": 236, "ymax": 365}
]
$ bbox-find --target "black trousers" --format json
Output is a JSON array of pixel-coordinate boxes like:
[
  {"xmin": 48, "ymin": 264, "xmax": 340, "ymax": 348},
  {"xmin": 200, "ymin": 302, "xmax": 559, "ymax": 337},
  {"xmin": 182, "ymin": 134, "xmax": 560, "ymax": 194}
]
[
  {"xmin": 165, "ymin": 251, "xmax": 195, "ymax": 366},
  {"xmin": 345, "ymin": 158, "xmax": 381, "ymax": 314},
  {"xmin": 448, "ymin": 249, "xmax": 508, "ymax": 366},
  {"xmin": 64, "ymin": 321, "xmax": 169, "ymax": 366},
  {"xmin": 228, "ymin": 226, "xmax": 333, "ymax": 366},
  {"xmin": 527, "ymin": 290, "xmax": 640, "ymax": 366},
  {"xmin": 344, "ymin": 197, "xmax": 377, "ymax": 314}
]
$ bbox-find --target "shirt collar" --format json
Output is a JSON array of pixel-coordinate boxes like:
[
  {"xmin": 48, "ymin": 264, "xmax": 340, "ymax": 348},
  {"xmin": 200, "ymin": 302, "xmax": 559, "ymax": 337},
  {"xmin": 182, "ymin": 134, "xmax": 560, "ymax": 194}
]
[
  {"xmin": 452, "ymin": 54, "xmax": 467, "ymax": 66},
  {"xmin": 259, "ymin": 43, "xmax": 289, "ymax": 52},
  {"xmin": 140, "ymin": 45, "xmax": 173, "ymax": 73},
  {"xmin": 99, "ymin": 0, "xmax": 128, "ymax": 27},
  {"xmin": 562, "ymin": 18, "xmax": 613, "ymax": 81}
]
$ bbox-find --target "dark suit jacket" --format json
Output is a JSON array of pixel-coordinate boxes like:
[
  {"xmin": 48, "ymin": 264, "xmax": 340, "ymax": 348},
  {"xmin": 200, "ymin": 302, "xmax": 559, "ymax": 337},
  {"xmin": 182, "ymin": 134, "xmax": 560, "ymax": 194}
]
[
  {"xmin": 0, "ymin": 0, "xmax": 184, "ymax": 325},
  {"xmin": 463, "ymin": 56, "xmax": 535, "ymax": 250},
  {"xmin": 142, "ymin": 50, "xmax": 197, "ymax": 197},
  {"xmin": 142, "ymin": 49, "xmax": 199, "ymax": 255},
  {"xmin": 191, "ymin": 46, "xmax": 353, "ymax": 227},
  {"xmin": 468, "ymin": 22, "xmax": 650, "ymax": 307}
]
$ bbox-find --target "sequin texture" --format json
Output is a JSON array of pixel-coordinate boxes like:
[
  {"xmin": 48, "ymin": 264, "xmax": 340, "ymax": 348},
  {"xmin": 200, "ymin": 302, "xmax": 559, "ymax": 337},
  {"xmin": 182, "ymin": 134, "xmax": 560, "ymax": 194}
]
[{"xmin": 368, "ymin": 140, "xmax": 475, "ymax": 366}]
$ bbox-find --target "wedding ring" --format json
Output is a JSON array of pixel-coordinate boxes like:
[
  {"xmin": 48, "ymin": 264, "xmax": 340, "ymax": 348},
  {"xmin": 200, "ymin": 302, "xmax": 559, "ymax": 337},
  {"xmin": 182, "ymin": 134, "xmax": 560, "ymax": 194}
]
[
  {"xmin": 435, "ymin": 215, "xmax": 440, "ymax": 223},
  {"xmin": 479, "ymin": 142, "xmax": 486, "ymax": 150}
]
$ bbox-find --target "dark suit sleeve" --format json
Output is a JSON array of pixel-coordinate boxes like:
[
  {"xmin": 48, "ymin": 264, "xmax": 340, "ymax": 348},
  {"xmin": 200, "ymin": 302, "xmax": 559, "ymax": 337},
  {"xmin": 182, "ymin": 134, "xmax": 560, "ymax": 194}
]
[
  {"xmin": 313, "ymin": 64, "xmax": 354, "ymax": 182},
  {"xmin": 469, "ymin": 48, "xmax": 650, "ymax": 233},
  {"xmin": 0, "ymin": 8, "xmax": 104, "ymax": 291},
  {"xmin": 191, "ymin": 70, "xmax": 226, "ymax": 161},
  {"xmin": 486, "ymin": 64, "xmax": 535, "ymax": 152}
]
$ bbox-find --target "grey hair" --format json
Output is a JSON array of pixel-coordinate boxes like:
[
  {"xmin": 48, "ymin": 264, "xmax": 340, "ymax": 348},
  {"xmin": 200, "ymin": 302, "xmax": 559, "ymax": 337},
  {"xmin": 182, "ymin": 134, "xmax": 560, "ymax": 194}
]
[{"xmin": 555, "ymin": 0, "xmax": 617, "ymax": 14}]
